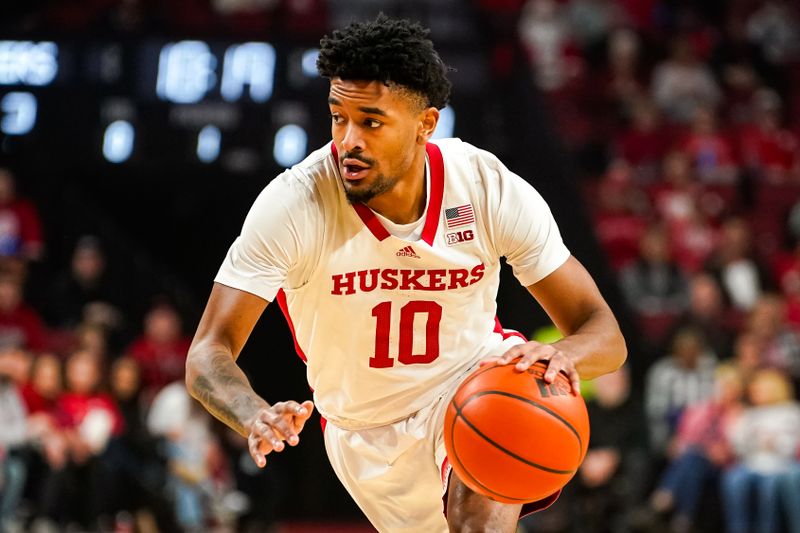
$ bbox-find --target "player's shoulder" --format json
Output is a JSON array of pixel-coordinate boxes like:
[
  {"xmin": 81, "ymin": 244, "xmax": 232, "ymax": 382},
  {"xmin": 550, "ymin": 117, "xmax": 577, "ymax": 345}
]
[
  {"xmin": 432, "ymin": 137, "xmax": 511, "ymax": 187},
  {"xmin": 268, "ymin": 142, "xmax": 338, "ymax": 196}
]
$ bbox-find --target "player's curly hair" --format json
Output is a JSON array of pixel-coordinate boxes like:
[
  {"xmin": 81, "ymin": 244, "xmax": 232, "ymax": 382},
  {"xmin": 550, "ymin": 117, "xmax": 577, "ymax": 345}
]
[{"xmin": 316, "ymin": 14, "xmax": 451, "ymax": 110}]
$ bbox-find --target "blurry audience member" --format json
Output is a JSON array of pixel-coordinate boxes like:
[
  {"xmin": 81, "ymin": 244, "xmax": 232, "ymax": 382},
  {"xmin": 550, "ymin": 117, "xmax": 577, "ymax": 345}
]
[
  {"xmin": 567, "ymin": 0, "xmax": 622, "ymax": 48},
  {"xmin": 746, "ymin": 0, "xmax": 800, "ymax": 67},
  {"xmin": 20, "ymin": 353, "xmax": 61, "ymax": 407},
  {"xmin": 648, "ymin": 363, "xmax": 744, "ymax": 532},
  {"xmin": 652, "ymin": 36, "xmax": 722, "ymax": 123},
  {"xmin": 773, "ymin": 227, "xmax": 800, "ymax": 328},
  {"xmin": 72, "ymin": 321, "xmax": 111, "ymax": 361},
  {"xmin": 106, "ymin": 356, "xmax": 174, "ymax": 531},
  {"xmin": 148, "ymin": 381, "xmax": 231, "ymax": 532},
  {"xmin": 645, "ymin": 326, "xmax": 717, "ymax": 457},
  {"xmin": 746, "ymin": 294, "xmax": 800, "ymax": 381},
  {"xmin": 602, "ymin": 27, "xmax": 648, "ymax": 121},
  {"xmin": 731, "ymin": 332, "xmax": 765, "ymax": 382},
  {"xmin": 680, "ymin": 105, "xmax": 739, "ymax": 184},
  {"xmin": 737, "ymin": 89, "xmax": 799, "ymax": 184},
  {"xmin": 619, "ymin": 223, "xmax": 689, "ymax": 345},
  {"xmin": 589, "ymin": 159, "xmax": 649, "ymax": 271},
  {"xmin": 566, "ymin": 365, "xmax": 649, "ymax": 533},
  {"xmin": 39, "ymin": 350, "xmax": 122, "ymax": 529},
  {"xmin": 0, "ymin": 168, "xmax": 44, "ymax": 263},
  {"xmin": 705, "ymin": 216, "xmax": 772, "ymax": 312},
  {"xmin": 615, "ymin": 98, "xmax": 672, "ymax": 183},
  {"xmin": 648, "ymin": 151, "xmax": 708, "ymax": 236},
  {"xmin": 128, "ymin": 301, "xmax": 191, "ymax": 399},
  {"xmin": 45, "ymin": 236, "xmax": 125, "ymax": 335},
  {"xmin": 0, "ymin": 345, "xmax": 33, "ymax": 387},
  {"xmin": 518, "ymin": 0, "xmax": 581, "ymax": 93},
  {"xmin": 721, "ymin": 368, "xmax": 800, "ymax": 533},
  {"xmin": 0, "ymin": 366, "xmax": 28, "ymax": 530},
  {"xmin": 0, "ymin": 270, "xmax": 47, "ymax": 351},
  {"xmin": 672, "ymin": 273, "xmax": 735, "ymax": 359}
]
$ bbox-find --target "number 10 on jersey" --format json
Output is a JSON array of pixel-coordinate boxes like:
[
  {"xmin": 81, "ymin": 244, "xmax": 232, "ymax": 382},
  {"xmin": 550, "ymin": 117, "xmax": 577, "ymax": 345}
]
[{"xmin": 369, "ymin": 301, "xmax": 442, "ymax": 368}]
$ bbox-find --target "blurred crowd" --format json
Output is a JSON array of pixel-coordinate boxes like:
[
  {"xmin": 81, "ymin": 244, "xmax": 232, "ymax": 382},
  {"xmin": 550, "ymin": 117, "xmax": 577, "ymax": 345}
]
[
  {"xmin": 510, "ymin": 0, "xmax": 800, "ymax": 532},
  {"xmin": 1, "ymin": 0, "xmax": 800, "ymax": 532},
  {"xmin": 0, "ymin": 166, "xmax": 277, "ymax": 531}
]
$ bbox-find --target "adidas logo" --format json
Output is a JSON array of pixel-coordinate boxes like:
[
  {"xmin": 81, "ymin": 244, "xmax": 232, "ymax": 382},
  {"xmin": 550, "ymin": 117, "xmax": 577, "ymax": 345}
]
[{"xmin": 396, "ymin": 245, "xmax": 421, "ymax": 259}]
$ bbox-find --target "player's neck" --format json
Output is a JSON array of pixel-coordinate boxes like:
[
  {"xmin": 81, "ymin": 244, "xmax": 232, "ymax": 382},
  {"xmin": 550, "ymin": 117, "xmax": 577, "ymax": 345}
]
[{"xmin": 366, "ymin": 155, "xmax": 427, "ymax": 225}]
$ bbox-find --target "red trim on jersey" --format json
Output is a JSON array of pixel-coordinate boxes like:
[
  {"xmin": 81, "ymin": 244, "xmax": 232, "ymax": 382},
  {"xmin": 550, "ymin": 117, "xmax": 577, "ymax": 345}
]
[
  {"xmin": 275, "ymin": 289, "xmax": 307, "ymax": 363},
  {"xmin": 353, "ymin": 203, "xmax": 391, "ymax": 241},
  {"xmin": 421, "ymin": 142, "xmax": 444, "ymax": 246},
  {"xmin": 493, "ymin": 316, "xmax": 527, "ymax": 341},
  {"xmin": 440, "ymin": 456, "xmax": 450, "ymax": 485},
  {"xmin": 329, "ymin": 141, "xmax": 445, "ymax": 245}
]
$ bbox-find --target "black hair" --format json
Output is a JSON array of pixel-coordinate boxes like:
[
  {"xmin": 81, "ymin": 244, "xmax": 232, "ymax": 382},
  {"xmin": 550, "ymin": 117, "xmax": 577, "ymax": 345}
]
[{"xmin": 316, "ymin": 13, "xmax": 451, "ymax": 110}]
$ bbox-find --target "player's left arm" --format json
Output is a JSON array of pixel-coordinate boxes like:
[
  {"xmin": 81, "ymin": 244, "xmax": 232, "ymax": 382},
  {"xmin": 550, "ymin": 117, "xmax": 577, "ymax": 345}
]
[{"xmin": 495, "ymin": 255, "xmax": 627, "ymax": 394}]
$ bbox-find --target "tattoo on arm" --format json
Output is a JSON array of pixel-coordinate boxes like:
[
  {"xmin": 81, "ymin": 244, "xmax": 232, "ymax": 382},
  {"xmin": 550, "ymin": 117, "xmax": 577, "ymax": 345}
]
[{"xmin": 188, "ymin": 351, "xmax": 268, "ymax": 436}]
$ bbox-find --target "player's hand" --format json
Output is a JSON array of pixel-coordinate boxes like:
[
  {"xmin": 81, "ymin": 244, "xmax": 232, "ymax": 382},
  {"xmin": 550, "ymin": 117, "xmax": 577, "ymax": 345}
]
[
  {"xmin": 482, "ymin": 341, "xmax": 581, "ymax": 395},
  {"xmin": 246, "ymin": 400, "xmax": 314, "ymax": 468}
]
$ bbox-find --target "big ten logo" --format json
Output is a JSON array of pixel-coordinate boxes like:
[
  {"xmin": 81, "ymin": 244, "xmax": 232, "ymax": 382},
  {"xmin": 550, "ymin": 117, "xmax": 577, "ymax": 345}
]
[{"xmin": 446, "ymin": 229, "xmax": 474, "ymax": 246}]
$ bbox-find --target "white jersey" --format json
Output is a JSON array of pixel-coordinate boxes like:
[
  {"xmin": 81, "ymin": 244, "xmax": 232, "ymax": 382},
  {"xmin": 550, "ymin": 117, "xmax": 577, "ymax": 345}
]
[{"xmin": 215, "ymin": 138, "xmax": 570, "ymax": 429}]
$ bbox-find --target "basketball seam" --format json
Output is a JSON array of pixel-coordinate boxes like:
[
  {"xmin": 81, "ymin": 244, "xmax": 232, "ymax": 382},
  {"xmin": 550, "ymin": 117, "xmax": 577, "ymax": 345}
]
[
  {"xmin": 454, "ymin": 400, "xmax": 576, "ymax": 476},
  {"xmin": 462, "ymin": 389, "xmax": 584, "ymax": 452},
  {"xmin": 447, "ymin": 408, "xmax": 532, "ymax": 503}
]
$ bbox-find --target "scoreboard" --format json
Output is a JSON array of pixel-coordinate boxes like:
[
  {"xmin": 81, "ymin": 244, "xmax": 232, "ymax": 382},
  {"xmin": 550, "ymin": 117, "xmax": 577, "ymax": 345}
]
[{"xmin": 0, "ymin": 39, "xmax": 457, "ymax": 174}]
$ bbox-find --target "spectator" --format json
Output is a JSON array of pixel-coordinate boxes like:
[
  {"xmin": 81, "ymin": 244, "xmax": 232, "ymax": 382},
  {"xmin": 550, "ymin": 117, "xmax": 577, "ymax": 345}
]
[
  {"xmin": 106, "ymin": 356, "xmax": 174, "ymax": 531},
  {"xmin": 746, "ymin": 0, "xmax": 800, "ymax": 67},
  {"xmin": 147, "ymin": 381, "xmax": 232, "ymax": 532},
  {"xmin": 44, "ymin": 236, "xmax": 126, "ymax": 335},
  {"xmin": 518, "ymin": 0, "xmax": 581, "ymax": 93},
  {"xmin": 652, "ymin": 35, "xmax": 722, "ymax": 124},
  {"xmin": 773, "ymin": 228, "xmax": 800, "ymax": 328},
  {"xmin": 731, "ymin": 332, "xmax": 764, "ymax": 381},
  {"xmin": 721, "ymin": 367, "xmax": 800, "ymax": 533},
  {"xmin": 680, "ymin": 105, "xmax": 739, "ymax": 184},
  {"xmin": 746, "ymin": 294, "xmax": 800, "ymax": 382},
  {"xmin": 20, "ymin": 353, "xmax": 62, "ymax": 434},
  {"xmin": 39, "ymin": 350, "xmax": 123, "ymax": 530},
  {"xmin": 614, "ymin": 98, "xmax": 673, "ymax": 183},
  {"xmin": 0, "ymin": 269, "xmax": 47, "ymax": 351},
  {"xmin": 565, "ymin": 365, "xmax": 649, "ymax": 533},
  {"xmin": 648, "ymin": 363, "xmax": 744, "ymax": 533},
  {"xmin": 0, "ymin": 370, "xmax": 28, "ymax": 531},
  {"xmin": 567, "ymin": 0, "xmax": 623, "ymax": 49},
  {"xmin": 644, "ymin": 326, "xmax": 717, "ymax": 457},
  {"xmin": 601, "ymin": 27, "xmax": 649, "ymax": 122},
  {"xmin": 705, "ymin": 216, "xmax": 772, "ymax": 312},
  {"xmin": 671, "ymin": 273, "xmax": 735, "ymax": 359},
  {"xmin": 127, "ymin": 301, "xmax": 191, "ymax": 399},
  {"xmin": 619, "ymin": 223, "xmax": 690, "ymax": 345},
  {"xmin": 0, "ymin": 168, "xmax": 44, "ymax": 263},
  {"xmin": 736, "ymin": 88, "xmax": 799, "ymax": 184},
  {"xmin": 589, "ymin": 159, "xmax": 650, "ymax": 271}
]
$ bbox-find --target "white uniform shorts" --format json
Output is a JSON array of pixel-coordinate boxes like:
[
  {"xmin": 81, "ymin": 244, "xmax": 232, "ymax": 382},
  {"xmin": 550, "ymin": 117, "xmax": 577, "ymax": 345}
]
[{"xmin": 322, "ymin": 336, "xmax": 560, "ymax": 533}]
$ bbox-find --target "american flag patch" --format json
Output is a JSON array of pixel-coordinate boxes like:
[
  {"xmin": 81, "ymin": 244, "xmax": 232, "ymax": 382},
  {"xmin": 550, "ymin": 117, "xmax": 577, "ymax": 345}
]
[{"xmin": 444, "ymin": 204, "xmax": 475, "ymax": 228}]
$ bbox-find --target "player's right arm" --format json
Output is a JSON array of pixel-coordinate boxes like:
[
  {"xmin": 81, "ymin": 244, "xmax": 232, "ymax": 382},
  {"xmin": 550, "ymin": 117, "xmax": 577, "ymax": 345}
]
[{"xmin": 185, "ymin": 282, "xmax": 314, "ymax": 468}]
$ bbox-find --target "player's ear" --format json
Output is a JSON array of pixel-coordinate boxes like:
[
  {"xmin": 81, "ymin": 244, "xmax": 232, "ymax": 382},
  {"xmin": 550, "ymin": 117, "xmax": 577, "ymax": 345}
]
[{"xmin": 417, "ymin": 107, "xmax": 439, "ymax": 145}]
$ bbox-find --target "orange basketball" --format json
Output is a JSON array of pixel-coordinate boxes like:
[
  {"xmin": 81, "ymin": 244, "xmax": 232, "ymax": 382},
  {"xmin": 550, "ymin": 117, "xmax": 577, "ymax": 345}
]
[{"xmin": 444, "ymin": 359, "xmax": 590, "ymax": 503}]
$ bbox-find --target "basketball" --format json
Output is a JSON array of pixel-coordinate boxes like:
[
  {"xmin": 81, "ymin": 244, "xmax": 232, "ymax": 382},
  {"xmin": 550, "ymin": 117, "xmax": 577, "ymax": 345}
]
[{"xmin": 444, "ymin": 359, "xmax": 590, "ymax": 503}]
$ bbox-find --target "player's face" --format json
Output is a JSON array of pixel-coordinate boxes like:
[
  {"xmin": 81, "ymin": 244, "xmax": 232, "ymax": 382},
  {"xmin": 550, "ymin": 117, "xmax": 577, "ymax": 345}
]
[{"xmin": 328, "ymin": 78, "xmax": 434, "ymax": 204}]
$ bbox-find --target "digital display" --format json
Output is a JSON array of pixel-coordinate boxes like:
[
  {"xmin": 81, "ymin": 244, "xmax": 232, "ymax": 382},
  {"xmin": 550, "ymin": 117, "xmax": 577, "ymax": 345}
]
[{"xmin": 0, "ymin": 39, "xmax": 459, "ymax": 174}]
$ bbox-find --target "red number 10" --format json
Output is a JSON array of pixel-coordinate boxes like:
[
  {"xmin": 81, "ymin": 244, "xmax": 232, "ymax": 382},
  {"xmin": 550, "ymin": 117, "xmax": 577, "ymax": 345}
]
[{"xmin": 369, "ymin": 300, "xmax": 442, "ymax": 368}]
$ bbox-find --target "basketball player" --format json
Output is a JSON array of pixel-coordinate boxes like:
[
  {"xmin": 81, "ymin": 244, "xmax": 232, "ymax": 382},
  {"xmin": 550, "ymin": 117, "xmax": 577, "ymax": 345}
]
[{"xmin": 186, "ymin": 14, "xmax": 626, "ymax": 532}]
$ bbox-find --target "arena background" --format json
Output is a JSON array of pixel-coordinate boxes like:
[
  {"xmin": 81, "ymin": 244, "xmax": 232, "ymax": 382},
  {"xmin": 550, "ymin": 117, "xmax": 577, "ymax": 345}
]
[{"xmin": 0, "ymin": 1, "xmax": 799, "ymax": 532}]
